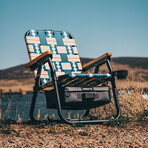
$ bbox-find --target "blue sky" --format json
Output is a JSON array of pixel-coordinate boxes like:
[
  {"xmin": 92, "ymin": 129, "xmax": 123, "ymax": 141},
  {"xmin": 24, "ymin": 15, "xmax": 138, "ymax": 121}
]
[{"xmin": 0, "ymin": 0, "xmax": 148, "ymax": 70}]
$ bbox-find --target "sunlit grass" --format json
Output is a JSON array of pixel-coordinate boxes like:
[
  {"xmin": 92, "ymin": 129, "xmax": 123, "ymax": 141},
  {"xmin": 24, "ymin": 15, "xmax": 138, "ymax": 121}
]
[{"xmin": 0, "ymin": 81, "xmax": 147, "ymax": 125}]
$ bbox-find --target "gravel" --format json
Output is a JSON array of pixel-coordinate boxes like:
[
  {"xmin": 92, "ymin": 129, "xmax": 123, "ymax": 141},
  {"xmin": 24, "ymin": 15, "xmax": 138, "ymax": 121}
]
[{"xmin": 0, "ymin": 121, "xmax": 147, "ymax": 147}]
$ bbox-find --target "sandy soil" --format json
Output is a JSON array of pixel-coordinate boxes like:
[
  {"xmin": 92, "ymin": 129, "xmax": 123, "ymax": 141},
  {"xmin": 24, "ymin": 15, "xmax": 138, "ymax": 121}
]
[{"xmin": 0, "ymin": 121, "xmax": 147, "ymax": 148}]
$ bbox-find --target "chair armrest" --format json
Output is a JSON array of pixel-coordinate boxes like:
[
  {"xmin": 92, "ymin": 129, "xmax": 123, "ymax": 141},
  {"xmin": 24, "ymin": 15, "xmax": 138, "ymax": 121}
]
[
  {"xmin": 25, "ymin": 51, "xmax": 52, "ymax": 68},
  {"xmin": 82, "ymin": 53, "xmax": 112, "ymax": 72}
]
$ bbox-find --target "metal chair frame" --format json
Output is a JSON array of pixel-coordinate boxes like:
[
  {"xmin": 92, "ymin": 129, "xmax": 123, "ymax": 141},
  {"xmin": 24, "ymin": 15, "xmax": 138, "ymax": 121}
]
[{"xmin": 28, "ymin": 53, "xmax": 121, "ymax": 124}]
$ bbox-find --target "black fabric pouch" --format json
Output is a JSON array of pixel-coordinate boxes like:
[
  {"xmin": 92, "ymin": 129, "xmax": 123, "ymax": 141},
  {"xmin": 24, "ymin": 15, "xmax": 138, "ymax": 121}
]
[{"xmin": 45, "ymin": 86, "xmax": 111, "ymax": 110}]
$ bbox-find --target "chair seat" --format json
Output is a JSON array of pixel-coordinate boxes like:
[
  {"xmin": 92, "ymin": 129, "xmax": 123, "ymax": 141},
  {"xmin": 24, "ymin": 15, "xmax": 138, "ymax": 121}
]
[{"xmin": 57, "ymin": 73, "xmax": 111, "ymax": 87}]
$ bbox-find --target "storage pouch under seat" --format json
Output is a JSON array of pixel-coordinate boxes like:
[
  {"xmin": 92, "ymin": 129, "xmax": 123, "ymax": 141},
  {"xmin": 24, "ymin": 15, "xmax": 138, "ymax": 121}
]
[{"xmin": 45, "ymin": 86, "xmax": 111, "ymax": 110}]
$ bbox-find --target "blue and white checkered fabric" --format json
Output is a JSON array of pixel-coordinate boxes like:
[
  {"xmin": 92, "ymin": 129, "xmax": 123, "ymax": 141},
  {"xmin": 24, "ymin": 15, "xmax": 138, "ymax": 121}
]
[{"xmin": 25, "ymin": 30, "xmax": 82, "ymax": 85}]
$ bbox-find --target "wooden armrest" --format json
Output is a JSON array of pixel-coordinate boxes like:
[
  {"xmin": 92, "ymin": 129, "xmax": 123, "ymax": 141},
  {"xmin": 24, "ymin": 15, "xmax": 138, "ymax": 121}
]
[
  {"xmin": 82, "ymin": 53, "xmax": 112, "ymax": 72},
  {"xmin": 25, "ymin": 51, "xmax": 52, "ymax": 68}
]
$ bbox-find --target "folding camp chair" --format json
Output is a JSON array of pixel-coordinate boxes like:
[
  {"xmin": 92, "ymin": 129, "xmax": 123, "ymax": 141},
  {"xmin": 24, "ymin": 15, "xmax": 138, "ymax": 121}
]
[{"xmin": 25, "ymin": 29, "xmax": 127, "ymax": 124}]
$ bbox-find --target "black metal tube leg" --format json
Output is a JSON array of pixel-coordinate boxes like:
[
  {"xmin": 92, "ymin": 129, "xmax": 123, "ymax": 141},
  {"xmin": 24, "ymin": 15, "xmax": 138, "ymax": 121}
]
[
  {"xmin": 111, "ymin": 78, "xmax": 120, "ymax": 119},
  {"xmin": 30, "ymin": 88, "xmax": 38, "ymax": 121},
  {"xmin": 29, "ymin": 64, "xmax": 42, "ymax": 122},
  {"xmin": 106, "ymin": 59, "xmax": 120, "ymax": 119},
  {"xmin": 47, "ymin": 58, "xmax": 74, "ymax": 124}
]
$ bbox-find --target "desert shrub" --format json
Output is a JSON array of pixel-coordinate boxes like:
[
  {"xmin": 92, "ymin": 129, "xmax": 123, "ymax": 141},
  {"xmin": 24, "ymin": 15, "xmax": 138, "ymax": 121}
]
[
  {"xmin": 119, "ymin": 86, "xmax": 147, "ymax": 121},
  {"xmin": 89, "ymin": 81, "xmax": 148, "ymax": 122}
]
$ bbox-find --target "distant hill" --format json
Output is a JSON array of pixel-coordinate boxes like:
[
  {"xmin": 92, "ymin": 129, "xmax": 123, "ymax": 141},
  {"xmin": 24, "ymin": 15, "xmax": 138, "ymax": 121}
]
[
  {"xmin": 0, "ymin": 64, "xmax": 33, "ymax": 80},
  {"xmin": 112, "ymin": 57, "xmax": 148, "ymax": 69},
  {"xmin": 81, "ymin": 57, "xmax": 148, "ymax": 70},
  {"xmin": 0, "ymin": 57, "xmax": 148, "ymax": 81}
]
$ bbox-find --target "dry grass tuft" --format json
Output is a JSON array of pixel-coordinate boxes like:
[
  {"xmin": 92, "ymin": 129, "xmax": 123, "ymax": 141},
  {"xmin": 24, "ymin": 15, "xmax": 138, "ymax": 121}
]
[
  {"xmin": 89, "ymin": 80, "xmax": 148, "ymax": 122},
  {"xmin": 119, "ymin": 82, "xmax": 148, "ymax": 121}
]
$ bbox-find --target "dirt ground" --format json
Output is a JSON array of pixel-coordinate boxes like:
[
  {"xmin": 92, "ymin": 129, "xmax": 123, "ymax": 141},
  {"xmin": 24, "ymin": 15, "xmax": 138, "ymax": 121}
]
[{"xmin": 0, "ymin": 121, "xmax": 147, "ymax": 148}]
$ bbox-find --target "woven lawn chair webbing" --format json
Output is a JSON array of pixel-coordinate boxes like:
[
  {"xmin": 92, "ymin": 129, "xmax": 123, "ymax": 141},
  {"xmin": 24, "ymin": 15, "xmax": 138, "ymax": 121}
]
[
  {"xmin": 58, "ymin": 77, "xmax": 110, "ymax": 87},
  {"xmin": 25, "ymin": 30, "xmax": 82, "ymax": 85}
]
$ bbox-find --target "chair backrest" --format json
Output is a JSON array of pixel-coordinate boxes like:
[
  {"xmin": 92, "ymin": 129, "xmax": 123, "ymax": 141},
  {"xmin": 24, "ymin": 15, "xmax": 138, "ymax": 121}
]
[{"xmin": 25, "ymin": 29, "xmax": 82, "ymax": 85}]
